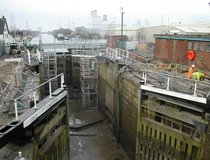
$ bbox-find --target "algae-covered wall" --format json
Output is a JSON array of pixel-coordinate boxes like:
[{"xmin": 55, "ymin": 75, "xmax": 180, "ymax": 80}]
[
  {"xmin": 71, "ymin": 56, "xmax": 81, "ymax": 88},
  {"xmin": 98, "ymin": 60, "xmax": 141, "ymax": 159},
  {"xmin": 118, "ymin": 73, "xmax": 141, "ymax": 159},
  {"xmin": 98, "ymin": 60, "xmax": 118, "ymax": 125},
  {"xmin": 98, "ymin": 61, "xmax": 106, "ymax": 111}
]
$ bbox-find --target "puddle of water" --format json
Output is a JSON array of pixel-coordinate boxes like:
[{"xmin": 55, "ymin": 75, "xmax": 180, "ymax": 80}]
[{"xmin": 69, "ymin": 118, "xmax": 83, "ymax": 125}]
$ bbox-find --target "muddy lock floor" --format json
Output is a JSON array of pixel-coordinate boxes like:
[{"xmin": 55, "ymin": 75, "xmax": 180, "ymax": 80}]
[{"xmin": 69, "ymin": 99, "xmax": 130, "ymax": 160}]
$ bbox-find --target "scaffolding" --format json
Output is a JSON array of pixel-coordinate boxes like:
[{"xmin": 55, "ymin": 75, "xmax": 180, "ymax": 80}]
[
  {"xmin": 80, "ymin": 52, "xmax": 98, "ymax": 109},
  {"xmin": 41, "ymin": 51, "xmax": 58, "ymax": 94}
]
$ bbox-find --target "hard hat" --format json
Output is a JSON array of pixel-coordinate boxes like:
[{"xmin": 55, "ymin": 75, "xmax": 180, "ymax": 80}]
[{"xmin": 192, "ymin": 64, "xmax": 195, "ymax": 67}]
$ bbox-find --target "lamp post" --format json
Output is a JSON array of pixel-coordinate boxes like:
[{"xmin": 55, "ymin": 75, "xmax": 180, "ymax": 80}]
[
  {"xmin": 112, "ymin": 17, "xmax": 116, "ymax": 35},
  {"xmin": 120, "ymin": 7, "xmax": 125, "ymax": 48}
]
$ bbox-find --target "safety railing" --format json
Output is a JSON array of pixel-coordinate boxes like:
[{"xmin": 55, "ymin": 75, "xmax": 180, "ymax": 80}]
[
  {"xmin": 41, "ymin": 39, "xmax": 107, "ymax": 50},
  {"xmin": 105, "ymin": 48, "xmax": 130, "ymax": 63},
  {"xmin": 104, "ymin": 47, "xmax": 146, "ymax": 64},
  {"xmin": 141, "ymin": 70, "xmax": 210, "ymax": 99},
  {"xmin": 77, "ymin": 49, "xmax": 98, "ymax": 57},
  {"xmin": 13, "ymin": 73, "xmax": 65, "ymax": 121}
]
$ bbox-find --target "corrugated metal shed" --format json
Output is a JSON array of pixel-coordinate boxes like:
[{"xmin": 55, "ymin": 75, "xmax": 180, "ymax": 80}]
[{"xmin": 138, "ymin": 24, "xmax": 210, "ymax": 43}]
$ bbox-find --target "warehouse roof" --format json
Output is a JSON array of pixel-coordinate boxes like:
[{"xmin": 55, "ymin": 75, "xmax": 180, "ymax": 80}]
[
  {"xmin": 154, "ymin": 34, "xmax": 210, "ymax": 42},
  {"xmin": 174, "ymin": 26, "xmax": 210, "ymax": 34}
]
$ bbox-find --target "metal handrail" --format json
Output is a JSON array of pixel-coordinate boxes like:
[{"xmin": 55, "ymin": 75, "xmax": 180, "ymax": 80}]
[
  {"xmin": 105, "ymin": 48, "xmax": 210, "ymax": 98},
  {"xmin": 142, "ymin": 70, "xmax": 210, "ymax": 98},
  {"xmin": 14, "ymin": 73, "xmax": 65, "ymax": 121},
  {"xmin": 106, "ymin": 47, "xmax": 130, "ymax": 62}
]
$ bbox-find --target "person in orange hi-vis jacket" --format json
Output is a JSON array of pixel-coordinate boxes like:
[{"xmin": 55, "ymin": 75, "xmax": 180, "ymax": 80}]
[{"xmin": 187, "ymin": 64, "xmax": 195, "ymax": 79}]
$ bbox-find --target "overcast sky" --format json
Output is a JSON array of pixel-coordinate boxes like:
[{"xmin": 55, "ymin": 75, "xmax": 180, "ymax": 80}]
[{"xmin": 1, "ymin": 0, "xmax": 210, "ymax": 31}]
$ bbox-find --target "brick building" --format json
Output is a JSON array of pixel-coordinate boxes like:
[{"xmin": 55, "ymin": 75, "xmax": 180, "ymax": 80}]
[
  {"xmin": 107, "ymin": 35, "xmax": 128, "ymax": 49},
  {"xmin": 154, "ymin": 34, "xmax": 210, "ymax": 71}
]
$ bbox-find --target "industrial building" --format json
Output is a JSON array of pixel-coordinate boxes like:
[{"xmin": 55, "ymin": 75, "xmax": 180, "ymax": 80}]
[
  {"xmin": 154, "ymin": 34, "xmax": 210, "ymax": 71},
  {"xmin": 137, "ymin": 23, "xmax": 210, "ymax": 43}
]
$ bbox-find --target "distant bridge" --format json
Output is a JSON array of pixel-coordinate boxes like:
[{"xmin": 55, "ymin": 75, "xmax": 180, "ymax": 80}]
[{"xmin": 41, "ymin": 39, "xmax": 107, "ymax": 52}]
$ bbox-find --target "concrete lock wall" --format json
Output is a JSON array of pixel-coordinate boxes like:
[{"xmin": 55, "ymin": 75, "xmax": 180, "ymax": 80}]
[
  {"xmin": 98, "ymin": 61, "xmax": 118, "ymax": 125},
  {"xmin": 98, "ymin": 60, "xmax": 141, "ymax": 159},
  {"xmin": 98, "ymin": 59, "xmax": 210, "ymax": 160},
  {"xmin": 119, "ymin": 73, "xmax": 141, "ymax": 159}
]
